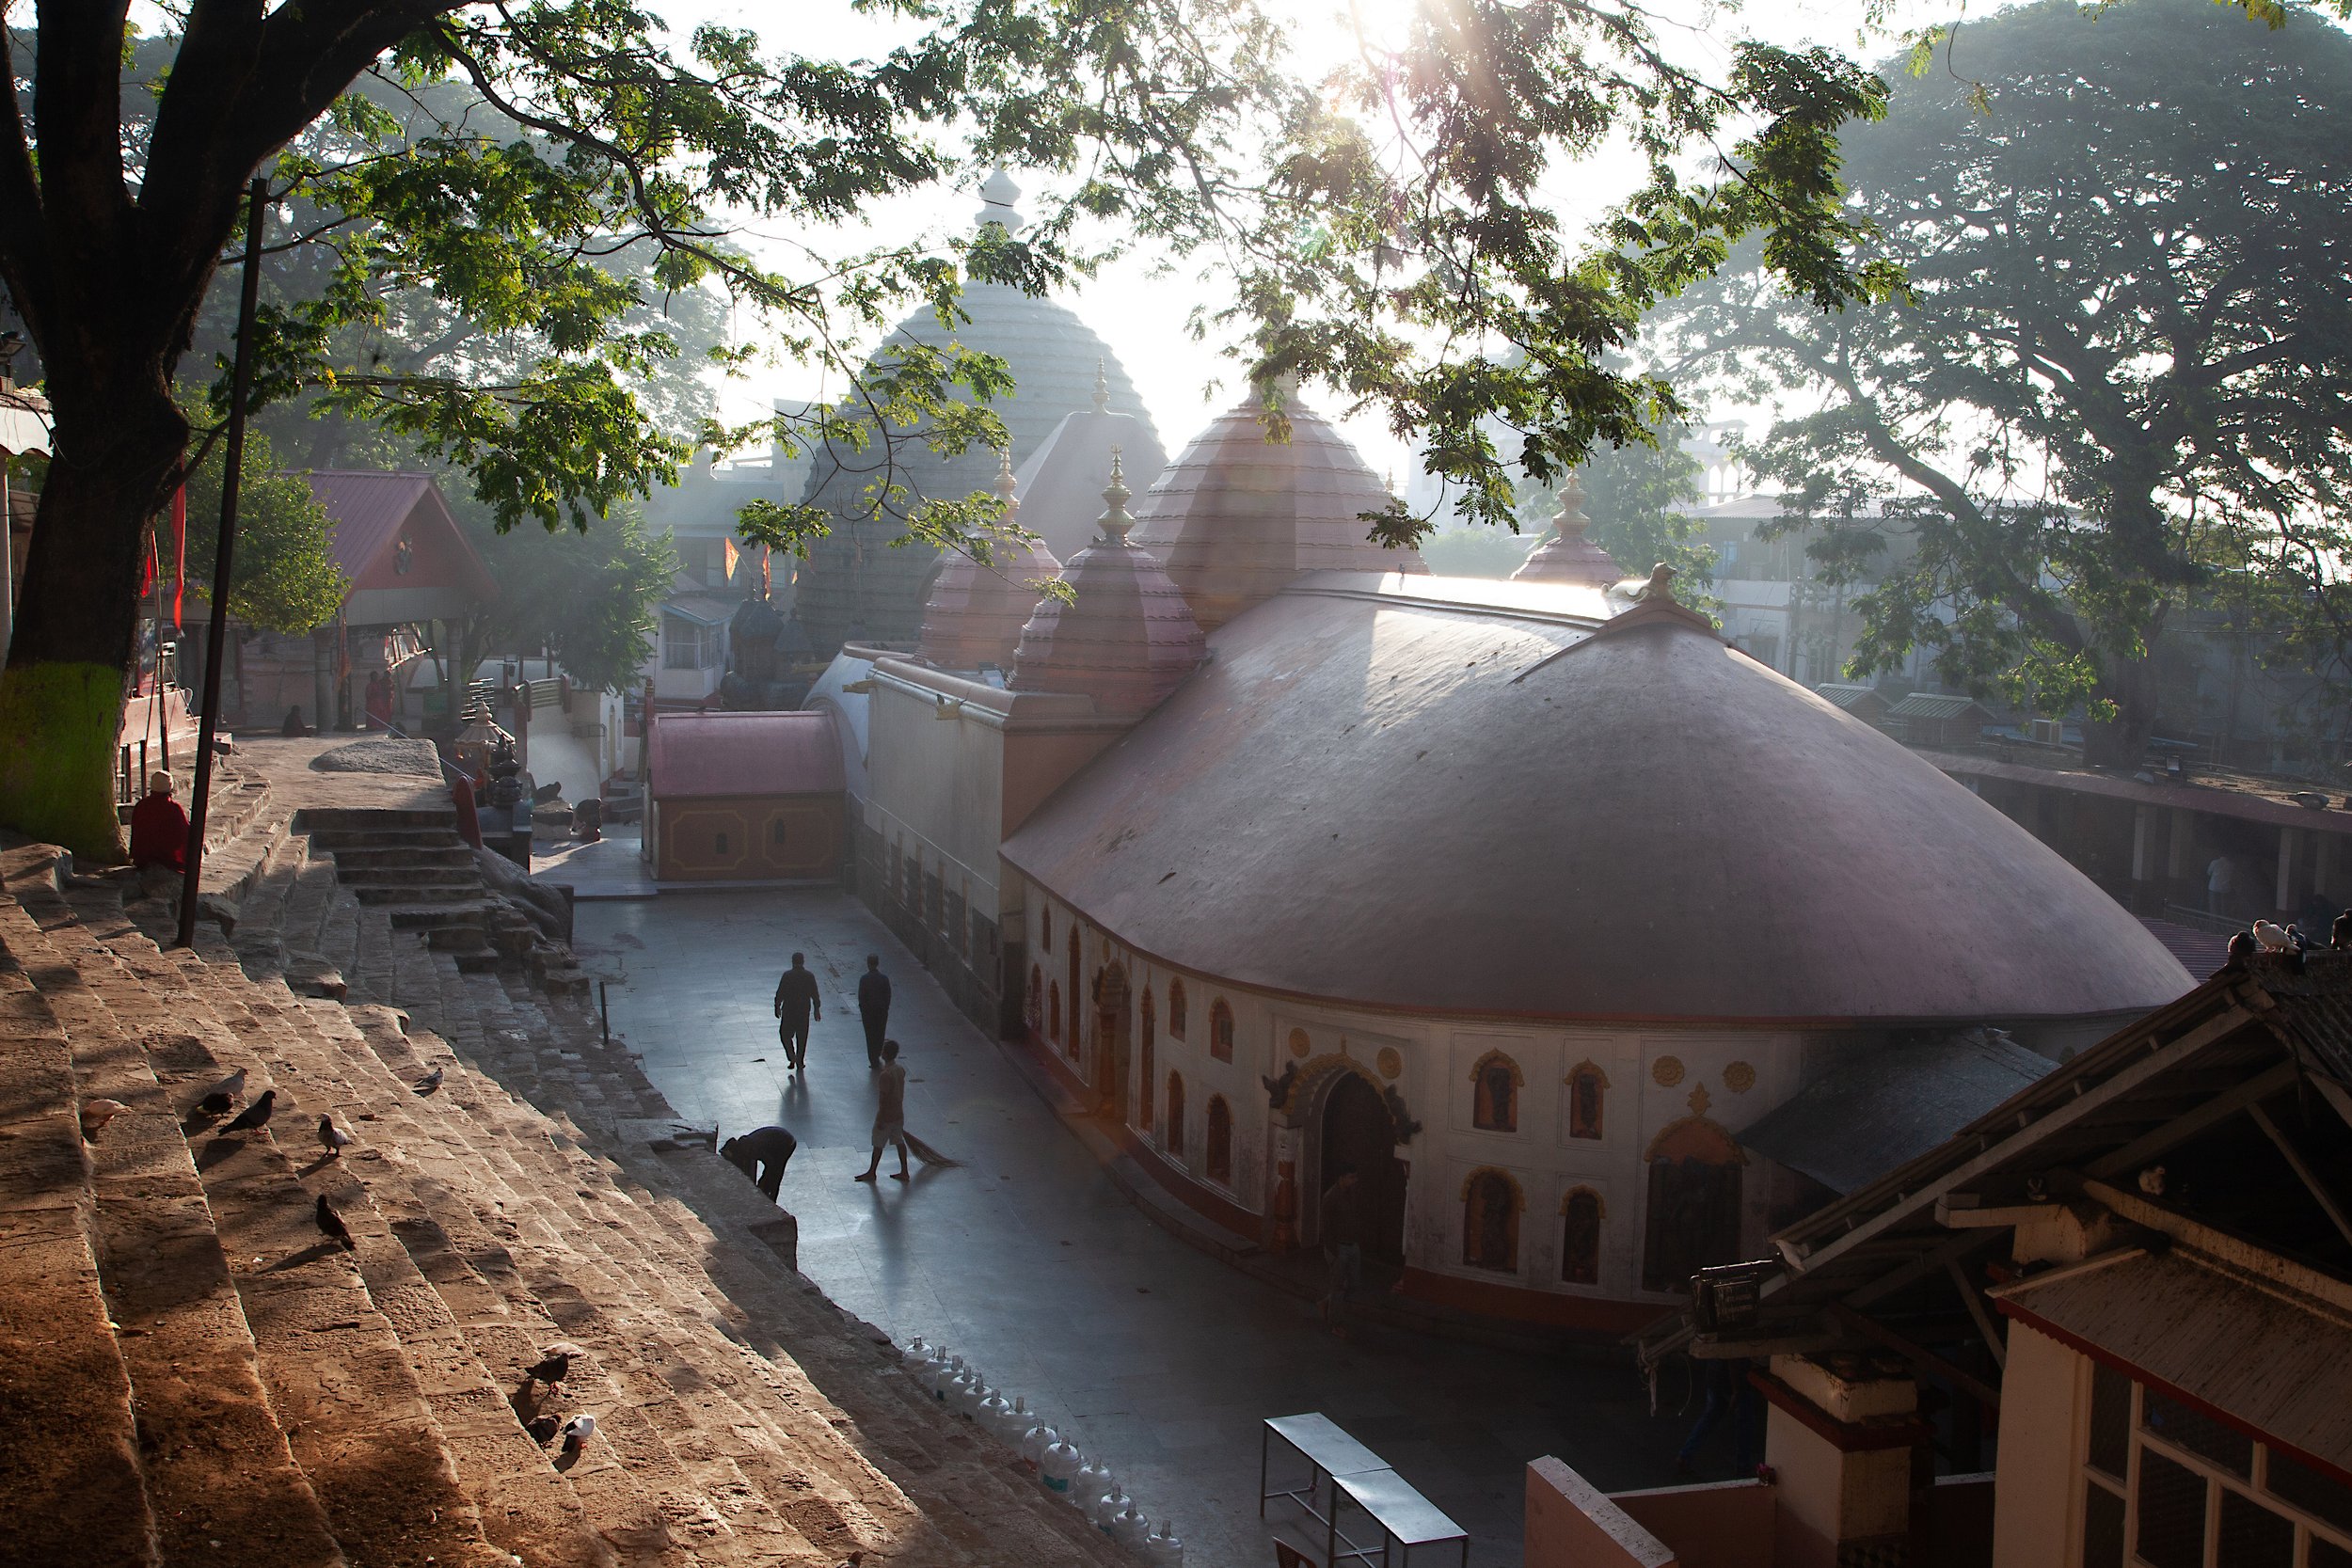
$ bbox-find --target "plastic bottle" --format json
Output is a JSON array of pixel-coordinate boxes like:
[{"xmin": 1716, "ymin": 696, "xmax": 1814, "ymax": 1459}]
[
  {"xmin": 930, "ymin": 1354, "xmax": 964, "ymax": 1402},
  {"xmin": 1073, "ymin": 1456, "xmax": 1107, "ymax": 1513},
  {"xmin": 979, "ymin": 1387, "xmax": 1014, "ymax": 1437},
  {"xmin": 1040, "ymin": 1437, "xmax": 1080, "ymax": 1497},
  {"xmin": 1020, "ymin": 1418, "xmax": 1056, "ymax": 1471},
  {"xmin": 1146, "ymin": 1521, "xmax": 1184, "ymax": 1566},
  {"xmin": 955, "ymin": 1374, "xmax": 987, "ymax": 1418},
  {"xmin": 1111, "ymin": 1500, "xmax": 1151, "ymax": 1550},
  {"xmin": 1092, "ymin": 1482, "xmax": 1129, "ymax": 1531}
]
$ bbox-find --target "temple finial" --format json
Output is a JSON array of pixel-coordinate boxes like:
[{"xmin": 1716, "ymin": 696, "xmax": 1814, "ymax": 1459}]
[
  {"xmin": 995, "ymin": 449, "xmax": 1019, "ymax": 521},
  {"xmin": 1555, "ymin": 470, "xmax": 1591, "ymax": 540},
  {"xmin": 977, "ymin": 166, "xmax": 1024, "ymax": 235},
  {"xmin": 1093, "ymin": 359, "xmax": 1110, "ymax": 415},
  {"xmin": 1098, "ymin": 447, "xmax": 1134, "ymax": 542}
]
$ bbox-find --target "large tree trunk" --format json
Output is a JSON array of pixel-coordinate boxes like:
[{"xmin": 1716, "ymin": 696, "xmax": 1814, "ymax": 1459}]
[
  {"xmin": 2080, "ymin": 652, "xmax": 2161, "ymax": 770},
  {"xmin": 0, "ymin": 376, "xmax": 187, "ymax": 860}
]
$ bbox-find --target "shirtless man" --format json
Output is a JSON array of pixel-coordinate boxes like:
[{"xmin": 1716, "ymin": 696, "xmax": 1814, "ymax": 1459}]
[{"xmin": 856, "ymin": 1039, "xmax": 912, "ymax": 1182}]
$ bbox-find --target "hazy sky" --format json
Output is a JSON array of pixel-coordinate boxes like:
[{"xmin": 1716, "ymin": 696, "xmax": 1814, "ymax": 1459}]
[{"xmin": 657, "ymin": 0, "xmax": 1893, "ymax": 484}]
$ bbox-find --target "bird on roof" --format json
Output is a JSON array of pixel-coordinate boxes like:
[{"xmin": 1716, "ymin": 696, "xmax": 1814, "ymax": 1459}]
[
  {"xmin": 317, "ymin": 1115, "xmax": 356, "ymax": 1157},
  {"xmin": 218, "ymin": 1088, "xmax": 277, "ymax": 1134},
  {"xmin": 314, "ymin": 1194, "xmax": 354, "ymax": 1251},
  {"xmin": 2227, "ymin": 930, "xmax": 2258, "ymax": 968},
  {"xmin": 415, "ymin": 1065, "xmax": 444, "ymax": 1096},
  {"xmin": 522, "ymin": 1344, "xmax": 578, "ymax": 1393},
  {"xmin": 79, "ymin": 1099, "xmax": 130, "ymax": 1141},
  {"xmin": 559, "ymin": 1413, "xmax": 597, "ymax": 1455},
  {"xmin": 1630, "ymin": 563, "xmax": 1678, "ymax": 602},
  {"xmin": 2254, "ymin": 920, "xmax": 2293, "ymax": 953},
  {"xmin": 198, "ymin": 1067, "xmax": 246, "ymax": 1116},
  {"xmin": 525, "ymin": 1415, "xmax": 562, "ymax": 1445},
  {"xmin": 2137, "ymin": 1164, "xmax": 2167, "ymax": 1198}
]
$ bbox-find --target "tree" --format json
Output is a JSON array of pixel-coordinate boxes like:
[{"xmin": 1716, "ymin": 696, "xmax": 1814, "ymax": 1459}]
[
  {"xmin": 0, "ymin": 2, "xmax": 1890, "ymax": 858},
  {"xmin": 180, "ymin": 429, "xmax": 347, "ymax": 635},
  {"xmin": 1662, "ymin": 0, "xmax": 2352, "ymax": 765},
  {"xmin": 442, "ymin": 491, "xmax": 675, "ymax": 697}
]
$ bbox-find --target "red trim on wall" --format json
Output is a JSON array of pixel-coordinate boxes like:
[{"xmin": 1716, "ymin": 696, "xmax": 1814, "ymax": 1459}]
[
  {"xmin": 1112, "ymin": 1119, "xmax": 1265, "ymax": 1241},
  {"xmin": 1748, "ymin": 1369, "xmax": 1931, "ymax": 1453},
  {"xmin": 1997, "ymin": 1299, "xmax": 2352, "ymax": 1493},
  {"xmin": 1391, "ymin": 1267, "xmax": 1662, "ymax": 1335}
]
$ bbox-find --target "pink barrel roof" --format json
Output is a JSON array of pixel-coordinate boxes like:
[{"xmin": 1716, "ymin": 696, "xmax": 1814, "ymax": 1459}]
[
  {"xmin": 303, "ymin": 470, "xmax": 497, "ymax": 598},
  {"xmin": 647, "ymin": 710, "xmax": 845, "ymax": 799},
  {"xmin": 1000, "ymin": 573, "xmax": 2192, "ymax": 1026}
]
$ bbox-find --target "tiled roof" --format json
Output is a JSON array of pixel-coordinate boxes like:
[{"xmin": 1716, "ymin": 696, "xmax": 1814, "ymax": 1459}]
[{"xmin": 647, "ymin": 710, "xmax": 844, "ymax": 799}]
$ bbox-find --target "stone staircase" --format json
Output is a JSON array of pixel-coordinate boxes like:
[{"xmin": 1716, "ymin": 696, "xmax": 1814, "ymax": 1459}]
[{"xmin": 0, "ymin": 829, "xmax": 1136, "ymax": 1568}]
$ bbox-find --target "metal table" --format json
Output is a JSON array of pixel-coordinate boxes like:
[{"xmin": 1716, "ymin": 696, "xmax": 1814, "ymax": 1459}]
[
  {"xmin": 1327, "ymin": 1465, "xmax": 1470, "ymax": 1568},
  {"xmin": 1261, "ymin": 1413, "xmax": 1391, "ymax": 1537}
]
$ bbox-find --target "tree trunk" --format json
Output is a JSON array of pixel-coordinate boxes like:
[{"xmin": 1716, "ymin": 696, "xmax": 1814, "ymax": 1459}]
[
  {"xmin": 0, "ymin": 380, "xmax": 187, "ymax": 860},
  {"xmin": 2081, "ymin": 652, "xmax": 2161, "ymax": 769}
]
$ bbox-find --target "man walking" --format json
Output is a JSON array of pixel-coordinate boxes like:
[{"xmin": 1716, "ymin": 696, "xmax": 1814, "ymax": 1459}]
[
  {"xmin": 856, "ymin": 955, "xmax": 892, "ymax": 1070},
  {"xmin": 720, "ymin": 1125, "xmax": 799, "ymax": 1202},
  {"xmin": 856, "ymin": 1039, "xmax": 912, "ymax": 1182},
  {"xmin": 774, "ymin": 952, "xmax": 821, "ymax": 1072}
]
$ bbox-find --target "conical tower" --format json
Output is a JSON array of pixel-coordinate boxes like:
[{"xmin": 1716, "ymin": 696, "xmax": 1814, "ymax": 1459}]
[
  {"xmin": 915, "ymin": 451, "xmax": 1063, "ymax": 671},
  {"xmin": 1511, "ymin": 471, "xmax": 1621, "ymax": 588},
  {"xmin": 1010, "ymin": 451, "xmax": 1205, "ymax": 716}
]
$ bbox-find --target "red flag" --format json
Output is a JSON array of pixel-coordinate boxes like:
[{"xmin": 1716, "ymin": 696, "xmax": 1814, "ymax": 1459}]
[
  {"xmin": 143, "ymin": 525, "xmax": 156, "ymax": 599},
  {"xmin": 171, "ymin": 485, "xmax": 186, "ymax": 628}
]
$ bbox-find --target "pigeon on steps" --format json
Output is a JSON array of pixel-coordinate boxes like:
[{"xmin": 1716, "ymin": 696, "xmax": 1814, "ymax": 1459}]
[
  {"xmin": 317, "ymin": 1115, "xmax": 356, "ymax": 1157},
  {"xmin": 198, "ymin": 1067, "xmax": 246, "ymax": 1116},
  {"xmin": 523, "ymin": 1344, "xmax": 578, "ymax": 1394},
  {"xmin": 314, "ymin": 1194, "xmax": 354, "ymax": 1251},
  {"xmin": 78, "ymin": 1099, "xmax": 130, "ymax": 1141},
  {"xmin": 414, "ymin": 1065, "xmax": 445, "ymax": 1096},
  {"xmin": 559, "ymin": 1414, "xmax": 596, "ymax": 1455},
  {"xmin": 219, "ymin": 1089, "xmax": 277, "ymax": 1134}
]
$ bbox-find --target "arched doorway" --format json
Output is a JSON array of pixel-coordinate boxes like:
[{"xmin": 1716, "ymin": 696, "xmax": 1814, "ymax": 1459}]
[
  {"xmin": 1641, "ymin": 1117, "xmax": 1746, "ymax": 1293},
  {"xmin": 1320, "ymin": 1071, "xmax": 1406, "ymax": 1273}
]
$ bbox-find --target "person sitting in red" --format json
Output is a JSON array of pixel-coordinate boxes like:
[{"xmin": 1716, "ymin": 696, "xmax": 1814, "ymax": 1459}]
[{"xmin": 127, "ymin": 770, "xmax": 189, "ymax": 895}]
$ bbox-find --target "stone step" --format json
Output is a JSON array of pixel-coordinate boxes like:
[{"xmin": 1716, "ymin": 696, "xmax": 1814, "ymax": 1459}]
[
  {"xmin": 346, "ymin": 880, "xmax": 484, "ymax": 904},
  {"xmin": 295, "ymin": 808, "xmax": 461, "ymax": 833},
  {"xmin": 19, "ymin": 891, "xmax": 511, "ymax": 1568},
  {"xmin": 304, "ymin": 828, "xmax": 468, "ymax": 852},
  {"xmin": 330, "ymin": 847, "xmax": 480, "ymax": 872},
  {"xmin": 0, "ymin": 948, "xmax": 163, "ymax": 1568},
  {"xmin": 0, "ymin": 888, "xmax": 348, "ymax": 1568}
]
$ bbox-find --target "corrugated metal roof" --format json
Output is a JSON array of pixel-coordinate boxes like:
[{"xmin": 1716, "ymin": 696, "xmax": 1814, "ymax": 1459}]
[
  {"xmin": 304, "ymin": 470, "xmax": 496, "ymax": 598},
  {"xmin": 662, "ymin": 594, "xmax": 739, "ymax": 627},
  {"xmin": 1887, "ymin": 691, "xmax": 1990, "ymax": 721},
  {"xmin": 1740, "ymin": 1031, "xmax": 2057, "ymax": 1194},
  {"xmin": 1998, "ymin": 1245, "xmax": 2352, "ymax": 1477},
  {"xmin": 2138, "ymin": 916, "xmax": 2234, "ymax": 981},
  {"xmin": 1814, "ymin": 683, "xmax": 1889, "ymax": 713},
  {"xmin": 647, "ymin": 710, "xmax": 844, "ymax": 799}
]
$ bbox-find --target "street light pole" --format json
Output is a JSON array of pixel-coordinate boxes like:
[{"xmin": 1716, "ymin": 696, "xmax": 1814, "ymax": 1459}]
[{"xmin": 176, "ymin": 177, "xmax": 269, "ymax": 949}]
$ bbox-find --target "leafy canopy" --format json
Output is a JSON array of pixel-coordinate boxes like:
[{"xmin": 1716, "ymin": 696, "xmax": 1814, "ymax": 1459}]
[{"xmin": 1656, "ymin": 0, "xmax": 2352, "ymax": 761}]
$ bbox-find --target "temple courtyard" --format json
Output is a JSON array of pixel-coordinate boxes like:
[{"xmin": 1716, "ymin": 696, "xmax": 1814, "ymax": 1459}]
[{"xmin": 574, "ymin": 879, "xmax": 1699, "ymax": 1567}]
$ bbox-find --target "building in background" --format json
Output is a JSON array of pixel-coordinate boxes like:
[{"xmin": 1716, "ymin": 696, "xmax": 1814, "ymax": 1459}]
[{"xmin": 643, "ymin": 709, "xmax": 844, "ymax": 882}]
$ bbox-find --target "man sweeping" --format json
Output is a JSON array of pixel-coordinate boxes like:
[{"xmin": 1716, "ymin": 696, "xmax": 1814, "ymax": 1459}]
[{"xmin": 855, "ymin": 1040, "xmax": 959, "ymax": 1181}]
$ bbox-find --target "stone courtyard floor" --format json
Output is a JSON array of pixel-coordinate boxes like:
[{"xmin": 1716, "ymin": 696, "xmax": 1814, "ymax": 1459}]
[{"xmin": 574, "ymin": 879, "xmax": 1703, "ymax": 1568}]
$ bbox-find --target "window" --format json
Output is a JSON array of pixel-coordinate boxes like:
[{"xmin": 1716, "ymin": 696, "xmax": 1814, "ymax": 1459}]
[
  {"xmin": 1027, "ymin": 964, "xmax": 1043, "ymax": 1034},
  {"xmin": 1066, "ymin": 942, "xmax": 1082, "ymax": 1062},
  {"xmin": 1566, "ymin": 1061, "xmax": 1609, "ymax": 1141},
  {"xmin": 1139, "ymin": 990, "xmax": 1156, "ymax": 1132},
  {"xmin": 2079, "ymin": 1366, "xmax": 2352, "ymax": 1568},
  {"xmin": 1210, "ymin": 999, "xmax": 1235, "ymax": 1063},
  {"xmin": 1167, "ymin": 1073, "xmax": 1185, "ymax": 1158},
  {"xmin": 1048, "ymin": 981, "xmax": 1061, "ymax": 1043},
  {"xmin": 1169, "ymin": 979, "xmax": 1187, "ymax": 1039},
  {"xmin": 1461, "ymin": 1168, "xmax": 1521, "ymax": 1273},
  {"xmin": 1206, "ymin": 1096, "xmax": 1232, "ymax": 1184},
  {"xmin": 662, "ymin": 615, "xmax": 718, "ymax": 670},
  {"xmin": 1470, "ymin": 1051, "xmax": 1522, "ymax": 1132},
  {"xmin": 1561, "ymin": 1188, "xmax": 1603, "ymax": 1285}
]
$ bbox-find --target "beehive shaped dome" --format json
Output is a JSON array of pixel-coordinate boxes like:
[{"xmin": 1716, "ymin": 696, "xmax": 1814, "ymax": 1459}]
[
  {"xmin": 1014, "ymin": 365, "xmax": 1172, "ymax": 564},
  {"xmin": 916, "ymin": 452, "xmax": 1062, "ymax": 671},
  {"xmin": 1129, "ymin": 389, "xmax": 1426, "ymax": 634},
  {"xmin": 1512, "ymin": 471, "xmax": 1622, "ymax": 588},
  {"xmin": 1010, "ymin": 453, "xmax": 1204, "ymax": 716}
]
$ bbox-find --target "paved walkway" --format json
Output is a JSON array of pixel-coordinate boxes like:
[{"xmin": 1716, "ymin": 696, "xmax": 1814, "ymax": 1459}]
[{"xmin": 576, "ymin": 888, "xmax": 1706, "ymax": 1568}]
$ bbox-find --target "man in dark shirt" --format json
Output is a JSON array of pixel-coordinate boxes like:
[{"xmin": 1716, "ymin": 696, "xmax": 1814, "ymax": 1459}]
[
  {"xmin": 720, "ymin": 1124, "xmax": 798, "ymax": 1201},
  {"xmin": 773, "ymin": 952, "xmax": 822, "ymax": 1071},
  {"xmin": 855, "ymin": 955, "xmax": 892, "ymax": 1070}
]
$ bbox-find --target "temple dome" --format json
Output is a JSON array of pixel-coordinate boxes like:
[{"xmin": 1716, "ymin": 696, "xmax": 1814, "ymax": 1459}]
[
  {"xmin": 1013, "ymin": 367, "xmax": 1171, "ymax": 563},
  {"xmin": 791, "ymin": 174, "xmax": 1158, "ymax": 653},
  {"xmin": 1129, "ymin": 390, "xmax": 1427, "ymax": 635},
  {"xmin": 916, "ymin": 452, "xmax": 1061, "ymax": 672},
  {"xmin": 1001, "ymin": 572, "xmax": 2191, "ymax": 1025},
  {"xmin": 1512, "ymin": 471, "xmax": 1621, "ymax": 588},
  {"xmin": 1010, "ymin": 454, "xmax": 1204, "ymax": 716}
]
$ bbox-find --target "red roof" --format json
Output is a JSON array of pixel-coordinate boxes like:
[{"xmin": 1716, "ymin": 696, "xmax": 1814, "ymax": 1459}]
[
  {"xmin": 648, "ymin": 711, "xmax": 845, "ymax": 799},
  {"xmin": 304, "ymin": 470, "xmax": 497, "ymax": 599}
]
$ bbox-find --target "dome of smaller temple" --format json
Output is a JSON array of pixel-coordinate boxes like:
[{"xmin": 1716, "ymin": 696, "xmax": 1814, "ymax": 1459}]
[
  {"xmin": 1014, "ymin": 364, "xmax": 1170, "ymax": 563},
  {"xmin": 1010, "ymin": 451, "xmax": 1204, "ymax": 716},
  {"xmin": 916, "ymin": 452, "xmax": 1063, "ymax": 671},
  {"xmin": 1130, "ymin": 388, "xmax": 1427, "ymax": 635},
  {"xmin": 1511, "ymin": 471, "xmax": 1621, "ymax": 588}
]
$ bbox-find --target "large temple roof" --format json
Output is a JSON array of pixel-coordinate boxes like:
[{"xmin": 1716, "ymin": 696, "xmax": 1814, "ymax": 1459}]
[
  {"xmin": 1000, "ymin": 573, "xmax": 2191, "ymax": 1025},
  {"xmin": 1129, "ymin": 392, "xmax": 1427, "ymax": 634}
]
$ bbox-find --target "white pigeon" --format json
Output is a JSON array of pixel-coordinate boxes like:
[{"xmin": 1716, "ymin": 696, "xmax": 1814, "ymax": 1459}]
[
  {"xmin": 559, "ymin": 1413, "xmax": 597, "ymax": 1455},
  {"xmin": 317, "ymin": 1115, "xmax": 357, "ymax": 1157},
  {"xmin": 2253, "ymin": 920, "xmax": 2294, "ymax": 953}
]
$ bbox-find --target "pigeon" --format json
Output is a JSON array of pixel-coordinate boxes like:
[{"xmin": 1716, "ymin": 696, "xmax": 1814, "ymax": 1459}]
[
  {"xmin": 559, "ymin": 1413, "xmax": 596, "ymax": 1455},
  {"xmin": 2138, "ymin": 1164, "xmax": 2168, "ymax": 1197},
  {"xmin": 2254, "ymin": 919, "xmax": 2294, "ymax": 953},
  {"xmin": 314, "ymin": 1193, "xmax": 354, "ymax": 1250},
  {"xmin": 219, "ymin": 1088, "xmax": 277, "ymax": 1134},
  {"xmin": 2336, "ymin": 910, "xmax": 2352, "ymax": 950},
  {"xmin": 317, "ymin": 1115, "xmax": 356, "ymax": 1157},
  {"xmin": 523, "ymin": 1343, "xmax": 578, "ymax": 1392},
  {"xmin": 414, "ymin": 1065, "xmax": 444, "ymax": 1096},
  {"xmin": 2227, "ymin": 930, "xmax": 2258, "ymax": 966},
  {"xmin": 198, "ymin": 1067, "xmax": 246, "ymax": 1116},
  {"xmin": 78, "ymin": 1099, "xmax": 130, "ymax": 1141},
  {"xmin": 525, "ymin": 1415, "xmax": 562, "ymax": 1445}
]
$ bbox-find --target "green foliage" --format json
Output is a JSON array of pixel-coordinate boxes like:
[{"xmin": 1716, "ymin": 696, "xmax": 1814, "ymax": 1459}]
[
  {"xmin": 1518, "ymin": 426, "xmax": 1709, "ymax": 588},
  {"xmin": 443, "ymin": 490, "xmax": 677, "ymax": 694},
  {"xmin": 180, "ymin": 431, "xmax": 348, "ymax": 634},
  {"xmin": 1659, "ymin": 0, "xmax": 2352, "ymax": 762}
]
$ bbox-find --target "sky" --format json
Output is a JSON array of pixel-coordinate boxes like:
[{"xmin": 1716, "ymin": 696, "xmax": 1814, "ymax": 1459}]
[{"xmin": 656, "ymin": 0, "xmax": 1895, "ymax": 490}]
